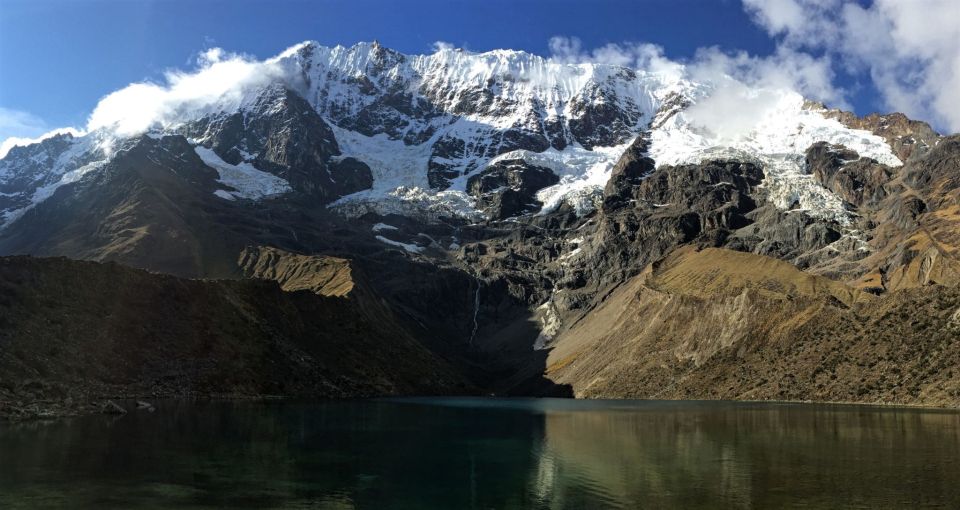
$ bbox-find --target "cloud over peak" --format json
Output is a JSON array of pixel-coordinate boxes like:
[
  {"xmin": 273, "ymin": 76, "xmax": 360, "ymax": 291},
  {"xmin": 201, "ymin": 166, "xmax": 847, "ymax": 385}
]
[
  {"xmin": 86, "ymin": 47, "xmax": 294, "ymax": 136},
  {"xmin": 547, "ymin": 36, "xmax": 685, "ymax": 81},
  {"xmin": 743, "ymin": 0, "xmax": 959, "ymax": 133}
]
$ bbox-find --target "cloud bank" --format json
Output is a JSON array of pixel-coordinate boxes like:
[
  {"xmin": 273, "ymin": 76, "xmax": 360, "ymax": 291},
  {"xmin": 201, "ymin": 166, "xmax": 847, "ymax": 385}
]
[
  {"xmin": 87, "ymin": 48, "xmax": 296, "ymax": 136},
  {"xmin": 547, "ymin": 35, "xmax": 846, "ymax": 141},
  {"xmin": 743, "ymin": 0, "xmax": 959, "ymax": 133},
  {"xmin": 547, "ymin": 36, "xmax": 685, "ymax": 81},
  {"xmin": 549, "ymin": 1, "xmax": 958, "ymax": 134}
]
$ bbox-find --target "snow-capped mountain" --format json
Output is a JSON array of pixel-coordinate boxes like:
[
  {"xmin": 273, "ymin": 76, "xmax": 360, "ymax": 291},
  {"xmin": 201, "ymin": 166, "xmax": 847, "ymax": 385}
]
[
  {"xmin": 1, "ymin": 40, "xmax": 958, "ymax": 413},
  {"xmin": 0, "ymin": 41, "xmax": 906, "ymax": 229}
]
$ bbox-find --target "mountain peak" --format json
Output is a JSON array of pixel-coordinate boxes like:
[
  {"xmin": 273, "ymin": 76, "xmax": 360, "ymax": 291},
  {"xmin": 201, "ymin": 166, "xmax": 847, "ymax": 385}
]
[{"xmin": 0, "ymin": 39, "xmax": 917, "ymax": 231}]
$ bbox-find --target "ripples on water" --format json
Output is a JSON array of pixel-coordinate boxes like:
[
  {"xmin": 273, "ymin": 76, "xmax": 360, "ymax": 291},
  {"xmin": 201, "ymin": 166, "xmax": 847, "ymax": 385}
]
[{"xmin": 1, "ymin": 398, "xmax": 959, "ymax": 509}]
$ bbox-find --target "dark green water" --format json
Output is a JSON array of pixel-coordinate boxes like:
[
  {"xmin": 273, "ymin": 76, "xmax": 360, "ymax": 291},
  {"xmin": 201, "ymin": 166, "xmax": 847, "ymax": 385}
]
[{"xmin": 1, "ymin": 398, "xmax": 959, "ymax": 509}]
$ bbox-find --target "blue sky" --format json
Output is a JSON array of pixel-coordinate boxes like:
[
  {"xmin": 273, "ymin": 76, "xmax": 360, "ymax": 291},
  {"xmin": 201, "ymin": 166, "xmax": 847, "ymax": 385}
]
[{"xmin": 1, "ymin": 0, "xmax": 952, "ymax": 142}]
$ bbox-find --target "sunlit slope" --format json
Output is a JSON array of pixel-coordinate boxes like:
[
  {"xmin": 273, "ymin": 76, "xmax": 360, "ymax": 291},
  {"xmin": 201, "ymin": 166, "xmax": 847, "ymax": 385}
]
[{"xmin": 545, "ymin": 246, "xmax": 960, "ymax": 406}]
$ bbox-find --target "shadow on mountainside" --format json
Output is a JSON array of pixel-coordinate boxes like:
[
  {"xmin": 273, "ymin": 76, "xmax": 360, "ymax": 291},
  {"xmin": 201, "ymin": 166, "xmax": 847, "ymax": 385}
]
[{"xmin": 346, "ymin": 249, "xmax": 574, "ymax": 398}]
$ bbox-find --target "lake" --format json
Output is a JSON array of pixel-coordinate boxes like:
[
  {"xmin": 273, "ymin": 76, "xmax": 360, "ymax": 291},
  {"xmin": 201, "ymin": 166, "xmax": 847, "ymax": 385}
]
[{"xmin": 1, "ymin": 398, "xmax": 959, "ymax": 509}]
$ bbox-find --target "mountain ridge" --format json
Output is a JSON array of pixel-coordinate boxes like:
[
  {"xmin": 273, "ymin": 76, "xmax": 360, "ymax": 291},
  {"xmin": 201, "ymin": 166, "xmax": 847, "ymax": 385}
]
[
  {"xmin": 1, "ymin": 41, "xmax": 925, "ymax": 227},
  {"xmin": 0, "ymin": 40, "xmax": 957, "ymax": 416}
]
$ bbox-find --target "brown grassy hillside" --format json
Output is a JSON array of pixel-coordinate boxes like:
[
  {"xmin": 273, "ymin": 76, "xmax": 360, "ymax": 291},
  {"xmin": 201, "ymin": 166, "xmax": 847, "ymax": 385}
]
[{"xmin": 544, "ymin": 247, "xmax": 960, "ymax": 407}]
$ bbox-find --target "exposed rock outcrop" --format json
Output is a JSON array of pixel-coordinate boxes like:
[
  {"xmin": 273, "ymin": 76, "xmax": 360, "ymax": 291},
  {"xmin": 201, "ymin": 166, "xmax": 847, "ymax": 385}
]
[
  {"xmin": 805, "ymin": 142, "xmax": 894, "ymax": 209},
  {"xmin": 239, "ymin": 246, "xmax": 356, "ymax": 297},
  {"xmin": 818, "ymin": 105, "xmax": 942, "ymax": 163},
  {"xmin": 466, "ymin": 159, "xmax": 558, "ymax": 219},
  {"xmin": 185, "ymin": 85, "xmax": 373, "ymax": 202}
]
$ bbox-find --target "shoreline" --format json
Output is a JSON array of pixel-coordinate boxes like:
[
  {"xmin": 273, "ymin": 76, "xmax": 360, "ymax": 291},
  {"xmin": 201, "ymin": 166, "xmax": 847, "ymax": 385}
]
[{"xmin": 4, "ymin": 393, "xmax": 958, "ymax": 423}]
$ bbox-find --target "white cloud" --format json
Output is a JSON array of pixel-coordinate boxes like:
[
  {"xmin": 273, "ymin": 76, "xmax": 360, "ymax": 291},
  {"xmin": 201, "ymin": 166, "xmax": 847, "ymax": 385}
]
[
  {"xmin": 743, "ymin": 0, "xmax": 805, "ymax": 35},
  {"xmin": 547, "ymin": 36, "xmax": 846, "ymax": 140},
  {"xmin": 680, "ymin": 47, "xmax": 843, "ymax": 142},
  {"xmin": 684, "ymin": 79, "xmax": 783, "ymax": 141},
  {"xmin": 690, "ymin": 45, "xmax": 844, "ymax": 107},
  {"xmin": 432, "ymin": 41, "xmax": 456, "ymax": 52},
  {"xmin": 547, "ymin": 36, "xmax": 685, "ymax": 81},
  {"xmin": 743, "ymin": 0, "xmax": 960, "ymax": 133},
  {"xmin": 742, "ymin": 0, "xmax": 841, "ymax": 44},
  {"xmin": 86, "ymin": 47, "xmax": 296, "ymax": 136}
]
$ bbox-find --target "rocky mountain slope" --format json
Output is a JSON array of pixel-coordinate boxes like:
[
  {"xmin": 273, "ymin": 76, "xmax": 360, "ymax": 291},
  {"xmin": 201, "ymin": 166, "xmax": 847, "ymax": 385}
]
[
  {"xmin": 0, "ymin": 41, "xmax": 958, "ymax": 413},
  {"xmin": 543, "ymin": 246, "xmax": 960, "ymax": 405},
  {"xmin": 0, "ymin": 253, "xmax": 472, "ymax": 420}
]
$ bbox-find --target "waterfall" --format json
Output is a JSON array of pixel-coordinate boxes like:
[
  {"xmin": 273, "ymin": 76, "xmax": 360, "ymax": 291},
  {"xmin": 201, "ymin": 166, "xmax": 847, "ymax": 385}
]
[{"xmin": 468, "ymin": 281, "xmax": 481, "ymax": 346}]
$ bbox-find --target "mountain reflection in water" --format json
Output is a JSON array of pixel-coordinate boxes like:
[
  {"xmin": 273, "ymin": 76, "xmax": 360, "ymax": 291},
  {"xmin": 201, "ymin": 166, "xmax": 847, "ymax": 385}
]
[{"xmin": 1, "ymin": 398, "xmax": 958, "ymax": 509}]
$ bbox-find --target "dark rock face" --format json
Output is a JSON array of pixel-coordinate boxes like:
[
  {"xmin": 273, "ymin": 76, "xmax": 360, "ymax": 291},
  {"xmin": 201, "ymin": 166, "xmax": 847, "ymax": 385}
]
[
  {"xmin": 622, "ymin": 159, "xmax": 763, "ymax": 231},
  {"xmin": 568, "ymin": 86, "xmax": 642, "ymax": 150},
  {"xmin": 428, "ymin": 135, "xmax": 468, "ymax": 189},
  {"xmin": 603, "ymin": 134, "xmax": 656, "ymax": 206},
  {"xmin": 590, "ymin": 158, "xmax": 765, "ymax": 286},
  {"xmin": 888, "ymin": 195, "xmax": 928, "ymax": 231},
  {"xmin": 806, "ymin": 142, "xmax": 894, "ymax": 209},
  {"xmin": 329, "ymin": 157, "xmax": 375, "ymax": 197},
  {"xmin": 426, "ymin": 111, "xmax": 555, "ymax": 190},
  {"xmin": 904, "ymin": 135, "xmax": 960, "ymax": 203},
  {"xmin": 466, "ymin": 159, "xmax": 559, "ymax": 219},
  {"xmin": 728, "ymin": 205, "xmax": 843, "ymax": 263},
  {"xmin": 543, "ymin": 115, "xmax": 568, "ymax": 150},
  {"xmin": 184, "ymin": 86, "xmax": 373, "ymax": 203}
]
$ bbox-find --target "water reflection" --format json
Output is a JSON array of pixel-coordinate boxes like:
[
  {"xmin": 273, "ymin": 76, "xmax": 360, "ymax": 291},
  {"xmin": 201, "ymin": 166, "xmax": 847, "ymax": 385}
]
[
  {"xmin": 530, "ymin": 402, "xmax": 960, "ymax": 508},
  {"xmin": 0, "ymin": 399, "xmax": 958, "ymax": 509}
]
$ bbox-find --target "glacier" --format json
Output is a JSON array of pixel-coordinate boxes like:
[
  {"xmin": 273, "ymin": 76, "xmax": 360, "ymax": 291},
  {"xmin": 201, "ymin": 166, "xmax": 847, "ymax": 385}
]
[
  {"xmin": 0, "ymin": 40, "xmax": 904, "ymax": 229},
  {"xmin": 194, "ymin": 146, "xmax": 292, "ymax": 200}
]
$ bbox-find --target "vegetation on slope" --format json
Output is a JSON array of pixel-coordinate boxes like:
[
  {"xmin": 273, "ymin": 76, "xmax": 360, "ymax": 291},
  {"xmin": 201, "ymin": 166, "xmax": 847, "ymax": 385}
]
[{"xmin": 545, "ymin": 247, "xmax": 960, "ymax": 407}]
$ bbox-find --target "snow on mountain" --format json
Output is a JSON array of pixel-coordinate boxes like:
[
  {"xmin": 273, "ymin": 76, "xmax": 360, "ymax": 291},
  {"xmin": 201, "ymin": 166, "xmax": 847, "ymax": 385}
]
[
  {"xmin": 375, "ymin": 235, "xmax": 424, "ymax": 254},
  {"xmin": 0, "ymin": 130, "xmax": 111, "ymax": 227},
  {"xmin": 648, "ymin": 89, "xmax": 902, "ymax": 223},
  {"xmin": 280, "ymin": 41, "xmax": 900, "ymax": 222},
  {"xmin": 0, "ymin": 40, "xmax": 904, "ymax": 227},
  {"xmin": 291, "ymin": 41, "xmax": 693, "ymax": 218},
  {"xmin": 0, "ymin": 128, "xmax": 84, "ymax": 160},
  {"xmin": 194, "ymin": 146, "xmax": 292, "ymax": 200},
  {"xmin": 486, "ymin": 141, "xmax": 636, "ymax": 215}
]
